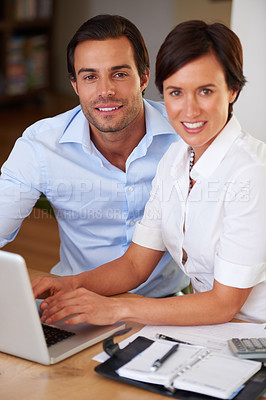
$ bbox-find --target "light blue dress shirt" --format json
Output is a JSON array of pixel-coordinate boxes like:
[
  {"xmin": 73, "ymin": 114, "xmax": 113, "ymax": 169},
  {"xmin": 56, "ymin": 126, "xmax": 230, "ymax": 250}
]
[{"xmin": 0, "ymin": 99, "xmax": 189, "ymax": 297}]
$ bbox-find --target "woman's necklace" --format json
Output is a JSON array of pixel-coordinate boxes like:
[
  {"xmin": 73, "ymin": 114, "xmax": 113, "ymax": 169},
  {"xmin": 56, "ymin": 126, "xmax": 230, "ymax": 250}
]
[{"xmin": 189, "ymin": 147, "xmax": 195, "ymax": 191}]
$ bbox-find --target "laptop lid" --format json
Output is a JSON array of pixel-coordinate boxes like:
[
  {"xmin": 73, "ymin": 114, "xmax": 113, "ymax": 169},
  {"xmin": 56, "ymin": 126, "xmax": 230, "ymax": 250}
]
[{"xmin": 0, "ymin": 250, "xmax": 125, "ymax": 365}]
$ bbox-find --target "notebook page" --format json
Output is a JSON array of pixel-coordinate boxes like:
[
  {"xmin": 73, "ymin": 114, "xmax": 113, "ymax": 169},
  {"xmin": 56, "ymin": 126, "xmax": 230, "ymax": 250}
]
[
  {"xmin": 173, "ymin": 352, "xmax": 261, "ymax": 399},
  {"xmin": 117, "ymin": 342, "xmax": 205, "ymax": 385}
]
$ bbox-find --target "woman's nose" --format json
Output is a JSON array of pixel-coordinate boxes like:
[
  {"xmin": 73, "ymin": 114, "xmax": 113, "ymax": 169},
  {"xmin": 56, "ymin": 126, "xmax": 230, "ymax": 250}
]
[{"xmin": 184, "ymin": 95, "xmax": 200, "ymax": 118}]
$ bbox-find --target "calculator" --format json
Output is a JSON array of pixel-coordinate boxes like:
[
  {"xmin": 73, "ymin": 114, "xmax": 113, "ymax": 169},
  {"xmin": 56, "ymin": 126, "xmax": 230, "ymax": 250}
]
[{"xmin": 228, "ymin": 338, "xmax": 266, "ymax": 362}]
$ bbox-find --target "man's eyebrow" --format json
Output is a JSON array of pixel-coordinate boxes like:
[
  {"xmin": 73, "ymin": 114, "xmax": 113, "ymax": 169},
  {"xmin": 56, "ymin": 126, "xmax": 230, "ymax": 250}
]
[
  {"xmin": 77, "ymin": 68, "xmax": 96, "ymax": 75},
  {"xmin": 77, "ymin": 65, "xmax": 133, "ymax": 75},
  {"xmin": 111, "ymin": 64, "xmax": 132, "ymax": 71}
]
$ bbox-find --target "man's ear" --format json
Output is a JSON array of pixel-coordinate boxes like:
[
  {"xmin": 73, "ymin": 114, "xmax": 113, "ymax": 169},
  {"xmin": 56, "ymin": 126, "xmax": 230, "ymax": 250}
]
[
  {"xmin": 70, "ymin": 80, "xmax": 79, "ymax": 96},
  {"xmin": 140, "ymin": 69, "xmax": 150, "ymax": 93}
]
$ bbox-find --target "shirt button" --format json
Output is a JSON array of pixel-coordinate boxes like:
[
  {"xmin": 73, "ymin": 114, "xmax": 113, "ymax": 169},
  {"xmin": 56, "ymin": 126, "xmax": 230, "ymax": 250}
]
[
  {"xmin": 129, "ymin": 221, "xmax": 135, "ymax": 226},
  {"xmin": 128, "ymin": 186, "xmax": 134, "ymax": 192}
]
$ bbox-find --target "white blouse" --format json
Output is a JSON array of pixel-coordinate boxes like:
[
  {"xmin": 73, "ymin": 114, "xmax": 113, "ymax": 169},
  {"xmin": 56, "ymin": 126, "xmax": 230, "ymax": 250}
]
[{"xmin": 133, "ymin": 116, "xmax": 266, "ymax": 322}]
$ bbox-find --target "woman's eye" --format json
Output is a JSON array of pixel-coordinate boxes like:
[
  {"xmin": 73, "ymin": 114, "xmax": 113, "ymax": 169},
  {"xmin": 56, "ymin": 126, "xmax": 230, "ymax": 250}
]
[
  {"xmin": 170, "ymin": 90, "xmax": 181, "ymax": 96},
  {"xmin": 201, "ymin": 88, "xmax": 212, "ymax": 95}
]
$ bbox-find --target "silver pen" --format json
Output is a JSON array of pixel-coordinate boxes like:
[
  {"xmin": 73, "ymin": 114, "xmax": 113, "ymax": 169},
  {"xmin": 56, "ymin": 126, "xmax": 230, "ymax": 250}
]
[
  {"xmin": 150, "ymin": 343, "xmax": 179, "ymax": 372},
  {"xmin": 156, "ymin": 333, "xmax": 192, "ymax": 346}
]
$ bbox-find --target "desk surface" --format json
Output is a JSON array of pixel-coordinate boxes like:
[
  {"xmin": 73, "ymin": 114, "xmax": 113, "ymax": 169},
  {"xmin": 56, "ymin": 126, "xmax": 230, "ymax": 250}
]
[
  {"xmin": 1, "ymin": 269, "xmax": 265, "ymax": 400},
  {"xmin": 1, "ymin": 268, "xmax": 167, "ymax": 400}
]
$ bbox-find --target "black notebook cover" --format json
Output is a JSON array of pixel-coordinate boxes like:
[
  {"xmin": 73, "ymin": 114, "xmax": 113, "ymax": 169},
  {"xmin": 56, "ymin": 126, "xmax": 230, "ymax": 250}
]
[{"xmin": 95, "ymin": 336, "xmax": 266, "ymax": 400}]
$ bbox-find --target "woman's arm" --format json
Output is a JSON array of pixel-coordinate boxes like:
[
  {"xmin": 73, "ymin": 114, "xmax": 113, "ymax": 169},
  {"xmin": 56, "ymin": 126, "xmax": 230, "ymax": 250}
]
[
  {"xmin": 120, "ymin": 280, "xmax": 252, "ymax": 325},
  {"xmin": 39, "ymin": 278, "xmax": 252, "ymax": 326}
]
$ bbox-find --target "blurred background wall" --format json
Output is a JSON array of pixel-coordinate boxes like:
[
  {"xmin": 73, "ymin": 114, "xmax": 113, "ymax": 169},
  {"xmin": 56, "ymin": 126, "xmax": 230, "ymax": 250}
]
[
  {"xmin": 231, "ymin": 0, "xmax": 266, "ymax": 142},
  {"xmin": 2, "ymin": 0, "xmax": 265, "ymax": 142},
  {"xmin": 53, "ymin": 0, "xmax": 232, "ymax": 101}
]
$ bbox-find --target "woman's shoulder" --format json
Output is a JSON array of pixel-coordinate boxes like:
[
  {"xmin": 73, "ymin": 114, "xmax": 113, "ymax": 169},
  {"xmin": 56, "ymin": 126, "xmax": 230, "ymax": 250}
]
[
  {"xmin": 161, "ymin": 139, "xmax": 185, "ymax": 162},
  {"xmin": 238, "ymin": 131, "xmax": 266, "ymax": 166},
  {"xmin": 229, "ymin": 131, "xmax": 266, "ymax": 183}
]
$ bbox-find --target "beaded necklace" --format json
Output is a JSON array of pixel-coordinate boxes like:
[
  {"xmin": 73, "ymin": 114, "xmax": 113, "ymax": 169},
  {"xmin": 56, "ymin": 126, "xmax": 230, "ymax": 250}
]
[{"xmin": 189, "ymin": 147, "xmax": 195, "ymax": 191}]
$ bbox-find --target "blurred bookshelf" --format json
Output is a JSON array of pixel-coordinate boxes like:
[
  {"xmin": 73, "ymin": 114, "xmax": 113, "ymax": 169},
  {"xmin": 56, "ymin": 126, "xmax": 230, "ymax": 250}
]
[{"xmin": 0, "ymin": 0, "xmax": 54, "ymax": 104}]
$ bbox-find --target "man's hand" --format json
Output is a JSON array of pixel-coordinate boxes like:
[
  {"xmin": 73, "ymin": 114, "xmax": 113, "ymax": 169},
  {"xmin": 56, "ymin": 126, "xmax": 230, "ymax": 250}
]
[
  {"xmin": 40, "ymin": 288, "xmax": 123, "ymax": 326},
  {"xmin": 32, "ymin": 275, "xmax": 78, "ymax": 304}
]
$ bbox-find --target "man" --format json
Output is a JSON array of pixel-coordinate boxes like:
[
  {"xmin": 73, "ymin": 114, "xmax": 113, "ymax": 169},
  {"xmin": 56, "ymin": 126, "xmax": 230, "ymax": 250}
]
[{"xmin": 0, "ymin": 15, "xmax": 189, "ymax": 297}]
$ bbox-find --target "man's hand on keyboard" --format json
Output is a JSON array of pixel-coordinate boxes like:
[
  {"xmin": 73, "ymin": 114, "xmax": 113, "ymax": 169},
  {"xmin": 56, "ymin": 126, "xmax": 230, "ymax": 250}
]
[{"xmin": 32, "ymin": 275, "xmax": 79, "ymax": 308}]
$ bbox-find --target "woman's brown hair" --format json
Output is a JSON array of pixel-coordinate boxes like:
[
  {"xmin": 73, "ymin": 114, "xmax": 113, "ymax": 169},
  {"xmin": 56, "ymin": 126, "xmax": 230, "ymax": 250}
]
[{"xmin": 156, "ymin": 20, "xmax": 246, "ymax": 116}]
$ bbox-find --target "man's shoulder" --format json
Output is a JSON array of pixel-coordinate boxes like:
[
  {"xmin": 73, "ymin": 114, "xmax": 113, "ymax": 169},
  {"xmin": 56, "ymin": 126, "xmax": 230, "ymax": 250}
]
[
  {"xmin": 144, "ymin": 99, "xmax": 168, "ymax": 118},
  {"xmin": 24, "ymin": 105, "xmax": 82, "ymax": 140},
  {"xmin": 143, "ymin": 99, "xmax": 177, "ymax": 138}
]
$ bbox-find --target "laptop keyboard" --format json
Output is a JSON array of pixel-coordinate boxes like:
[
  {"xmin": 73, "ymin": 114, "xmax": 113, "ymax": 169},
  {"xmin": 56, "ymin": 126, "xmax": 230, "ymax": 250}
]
[{"xmin": 42, "ymin": 324, "xmax": 76, "ymax": 347}]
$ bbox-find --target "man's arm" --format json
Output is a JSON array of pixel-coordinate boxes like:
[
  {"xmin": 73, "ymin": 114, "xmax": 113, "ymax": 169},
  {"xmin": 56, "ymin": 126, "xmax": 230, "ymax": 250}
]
[
  {"xmin": 32, "ymin": 240, "xmax": 253, "ymax": 327},
  {"xmin": 32, "ymin": 242, "xmax": 165, "ymax": 298},
  {"xmin": 0, "ymin": 135, "xmax": 42, "ymax": 247}
]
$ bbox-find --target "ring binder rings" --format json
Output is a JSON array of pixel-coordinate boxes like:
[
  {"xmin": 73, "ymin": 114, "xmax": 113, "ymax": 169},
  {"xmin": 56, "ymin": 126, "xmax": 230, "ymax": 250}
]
[{"xmin": 95, "ymin": 335, "xmax": 266, "ymax": 400}]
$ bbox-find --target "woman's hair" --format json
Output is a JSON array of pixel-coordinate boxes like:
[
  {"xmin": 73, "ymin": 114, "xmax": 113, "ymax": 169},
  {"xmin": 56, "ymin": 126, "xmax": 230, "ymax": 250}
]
[
  {"xmin": 67, "ymin": 14, "xmax": 150, "ymax": 83},
  {"xmin": 156, "ymin": 20, "xmax": 246, "ymax": 115}
]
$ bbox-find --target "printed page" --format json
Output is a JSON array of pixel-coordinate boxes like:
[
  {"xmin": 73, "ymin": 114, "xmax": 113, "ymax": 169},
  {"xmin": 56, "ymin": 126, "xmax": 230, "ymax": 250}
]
[
  {"xmin": 93, "ymin": 322, "xmax": 266, "ymax": 362},
  {"xmin": 136, "ymin": 322, "xmax": 266, "ymax": 356}
]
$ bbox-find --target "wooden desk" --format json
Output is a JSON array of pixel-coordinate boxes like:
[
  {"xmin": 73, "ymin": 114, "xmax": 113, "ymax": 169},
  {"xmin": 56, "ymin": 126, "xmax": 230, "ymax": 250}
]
[
  {"xmin": 1, "ymin": 269, "xmax": 265, "ymax": 400},
  {"xmin": 0, "ymin": 269, "xmax": 168, "ymax": 400}
]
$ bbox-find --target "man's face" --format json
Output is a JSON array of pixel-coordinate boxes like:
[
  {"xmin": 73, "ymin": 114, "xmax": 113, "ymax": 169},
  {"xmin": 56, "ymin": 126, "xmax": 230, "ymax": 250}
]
[{"xmin": 71, "ymin": 36, "xmax": 149, "ymax": 137}]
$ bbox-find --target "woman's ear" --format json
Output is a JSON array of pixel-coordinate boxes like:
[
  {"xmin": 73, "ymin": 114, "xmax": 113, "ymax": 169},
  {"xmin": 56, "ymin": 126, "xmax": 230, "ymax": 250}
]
[{"xmin": 229, "ymin": 89, "xmax": 239, "ymax": 104}]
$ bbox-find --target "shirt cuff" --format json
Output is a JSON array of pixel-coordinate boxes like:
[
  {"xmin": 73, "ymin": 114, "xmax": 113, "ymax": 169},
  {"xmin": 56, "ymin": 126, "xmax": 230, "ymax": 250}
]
[
  {"xmin": 214, "ymin": 253, "xmax": 266, "ymax": 288},
  {"xmin": 132, "ymin": 221, "xmax": 166, "ymax": 251}
]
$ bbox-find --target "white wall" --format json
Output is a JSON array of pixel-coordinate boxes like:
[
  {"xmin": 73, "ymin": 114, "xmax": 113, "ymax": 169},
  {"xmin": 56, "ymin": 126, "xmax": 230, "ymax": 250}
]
[{"xmin": 231, "ymin": 0, "xmax": 266, "ymax": 142}]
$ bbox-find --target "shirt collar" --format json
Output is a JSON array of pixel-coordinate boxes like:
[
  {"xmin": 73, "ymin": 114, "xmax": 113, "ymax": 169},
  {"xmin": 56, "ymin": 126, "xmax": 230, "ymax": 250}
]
[
  {"xmin": 126, "ymin": 100, "xmax": 177, "ymax": 165},
  {"xmin": 191, "ymin": 115, "xmax": 242, "ymax": 180},
  {"xmin": 143, "ymin": 99, "xmax": 176, "ymax": 137},
  {"xmin": 59, "ymin": 106, "xmax": 99, "ymax": 156},
  {"xmin": 59, "ymin": 106, "xmax": 87, "ymax": 142},
  {"xmin": 59, "ymin": 100, "xmax": 177, "ymax": 154}
]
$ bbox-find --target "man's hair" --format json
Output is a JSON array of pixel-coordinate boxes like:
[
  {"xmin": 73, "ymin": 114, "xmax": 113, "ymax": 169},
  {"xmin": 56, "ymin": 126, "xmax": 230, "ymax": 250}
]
[
  {"xmin": 67, "ymin": 14, "xmax": 150, "ymax": 83},
  {"xmin": 156, "ymin": 20, "xmax": 246, "ymax": 115}
]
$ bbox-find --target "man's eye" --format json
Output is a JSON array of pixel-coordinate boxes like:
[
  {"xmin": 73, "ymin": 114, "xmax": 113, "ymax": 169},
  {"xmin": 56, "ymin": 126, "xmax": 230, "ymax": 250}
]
[
  {"xmin": 114, "ymin": 72, "xmax": 126, "ymax": 78},
  {"xmin": 85, "ymin": 75, "xmax": 95, "ymax": 80}
]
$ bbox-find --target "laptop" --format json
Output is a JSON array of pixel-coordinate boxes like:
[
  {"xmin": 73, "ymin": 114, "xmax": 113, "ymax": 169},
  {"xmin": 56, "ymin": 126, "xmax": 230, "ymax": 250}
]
[{"xmin": 0, "ymin": 250, "xmax": 125, "ymax": 365}]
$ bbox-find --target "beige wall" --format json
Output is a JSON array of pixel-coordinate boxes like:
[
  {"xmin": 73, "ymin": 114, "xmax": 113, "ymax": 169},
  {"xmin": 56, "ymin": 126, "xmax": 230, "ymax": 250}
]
[
  {"xmin": 174, "ymin": 0, "xmax": 232, "ymax": 25},
  {"xmin": 52, "ymin": 0, "xmax": 232, "ymax": 98},
  {"xmin": 52, "ymin": 0, "xmax": 91, "ymax": 95}
]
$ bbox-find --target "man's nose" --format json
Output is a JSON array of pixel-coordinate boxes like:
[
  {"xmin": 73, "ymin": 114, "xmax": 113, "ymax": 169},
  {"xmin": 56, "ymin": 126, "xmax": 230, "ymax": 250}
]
[{"xmin": 99, "ymin": 77, "xmax": 115, "ymax": 97}]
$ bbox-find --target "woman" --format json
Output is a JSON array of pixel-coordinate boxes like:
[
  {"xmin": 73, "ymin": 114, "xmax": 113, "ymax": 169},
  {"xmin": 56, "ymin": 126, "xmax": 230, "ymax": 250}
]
[{"xmin": 33, "ymin": 21, "xmax": 266, "ymax": 326}]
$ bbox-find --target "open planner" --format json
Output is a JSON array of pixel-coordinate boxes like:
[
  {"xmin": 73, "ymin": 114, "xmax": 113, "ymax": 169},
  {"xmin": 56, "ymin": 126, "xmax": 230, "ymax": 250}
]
[
  {"xmin": 116, "ymin": 340, "xmax": 261, "ymax": 399},
  {"xmin": 95, "ymin": 335, "xmax": 266, "ymax": 400}
]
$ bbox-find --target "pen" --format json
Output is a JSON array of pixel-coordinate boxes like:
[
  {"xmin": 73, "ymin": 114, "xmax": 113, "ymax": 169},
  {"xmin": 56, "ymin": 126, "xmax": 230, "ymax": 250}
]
[
  {"xmin": 156, "ymin": 333, "xmax": 192, "ymax": 346},
  {"xmin": 150, "ymin": 343, "xmax": 179, "ymax": 372}
]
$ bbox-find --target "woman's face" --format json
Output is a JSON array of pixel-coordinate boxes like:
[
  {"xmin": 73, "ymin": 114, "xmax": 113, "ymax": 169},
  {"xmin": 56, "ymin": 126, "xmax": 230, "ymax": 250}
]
[{"xmin": 163, "ymin": 53, "xmax": 237, "ymax": 161}]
